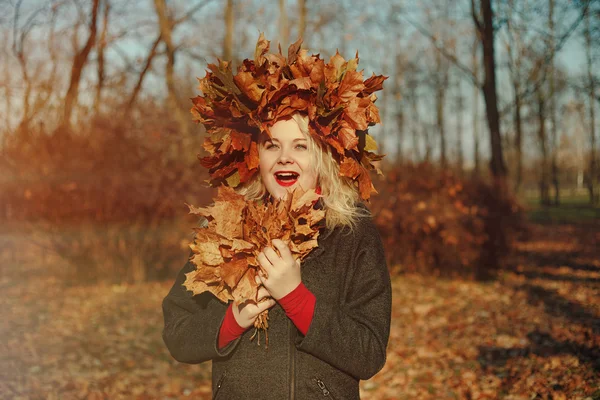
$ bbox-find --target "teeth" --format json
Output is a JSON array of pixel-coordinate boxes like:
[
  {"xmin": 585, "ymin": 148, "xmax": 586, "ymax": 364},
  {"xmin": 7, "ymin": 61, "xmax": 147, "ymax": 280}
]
[{"xmin": 276, "ymin": 173, "xmax": 298, "ymax": 178}]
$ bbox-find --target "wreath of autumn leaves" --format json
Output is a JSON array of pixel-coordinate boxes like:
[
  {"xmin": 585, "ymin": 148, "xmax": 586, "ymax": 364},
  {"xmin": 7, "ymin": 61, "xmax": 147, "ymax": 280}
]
[{"xmin": 191, "ymin": 33, "xmax": 386, "ymax": 201}]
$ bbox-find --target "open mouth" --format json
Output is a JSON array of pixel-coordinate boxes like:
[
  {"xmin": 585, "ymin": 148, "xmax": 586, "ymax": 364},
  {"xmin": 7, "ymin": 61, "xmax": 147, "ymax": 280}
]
[{"xmin": 274, "ymin": 171, "xmax": 300, "ymax": 187}]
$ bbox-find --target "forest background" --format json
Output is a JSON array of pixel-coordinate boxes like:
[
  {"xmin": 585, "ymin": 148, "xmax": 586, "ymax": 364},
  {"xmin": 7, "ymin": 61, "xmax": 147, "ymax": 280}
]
[{"xmin": 0, "ymin": 0, "xmax": 599, "ymax": 399}]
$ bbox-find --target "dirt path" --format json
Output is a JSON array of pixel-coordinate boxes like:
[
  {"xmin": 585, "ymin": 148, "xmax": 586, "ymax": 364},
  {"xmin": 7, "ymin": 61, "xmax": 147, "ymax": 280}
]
[{"xmin": 1, "ymin": 222, "xmax": 598, "ymax": 399}]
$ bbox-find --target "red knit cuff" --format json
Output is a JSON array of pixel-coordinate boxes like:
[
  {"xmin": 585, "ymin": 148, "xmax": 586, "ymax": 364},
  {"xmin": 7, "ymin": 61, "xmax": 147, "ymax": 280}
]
[
  {"xmin": 278, "ymin": 282, "xmax": 316, "ymax": 336},
  {"xmin": 218, "ymin": 302, "xmax": 247, "ymax": 349}
]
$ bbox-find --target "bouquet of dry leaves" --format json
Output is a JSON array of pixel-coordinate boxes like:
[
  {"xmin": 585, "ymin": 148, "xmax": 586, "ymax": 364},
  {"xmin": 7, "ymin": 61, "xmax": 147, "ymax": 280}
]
[{"xmin": 183, "ymin": 186, "xmax": 325, "ymax": 345}]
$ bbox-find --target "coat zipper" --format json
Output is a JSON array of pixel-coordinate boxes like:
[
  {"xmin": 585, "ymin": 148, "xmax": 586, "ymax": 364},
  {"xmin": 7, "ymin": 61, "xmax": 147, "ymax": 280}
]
[
  {"xmin": 288, "ymin": 319, "xmax": 296, "ymax": 400},
  {"xmin": 212, "ymin": 370, "xmax": 226, "ymax": 400},
  {"xmin": 313, "ymin": 377, "xmax": 336, "ymax": 398}
]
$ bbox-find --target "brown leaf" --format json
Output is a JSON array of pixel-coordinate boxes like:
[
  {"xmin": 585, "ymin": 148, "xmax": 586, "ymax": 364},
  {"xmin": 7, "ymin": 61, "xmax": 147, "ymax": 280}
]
[
  {"xmin": 287, "ymin": 37, "xmax": 303, "ymax": 65},
  {"xmin": 234, "ymin": 71, "xmax": 265, "ymax": 103},
  {"xmin": 221, "ymin": 256, "xmax": 249, "ymax": 289},
  {"xmin": 337, "ymin": 120, "xmax": 359, "ymax": 150},
  {"xmin": 363, "ymin": 74, "xmax": 387, "ymax": 95},
  {"xmin": 254, "ymin": 32, "xmax": 270, "ymax": 66},
  {"xmin": 325, "ymin": 51, "xmax": 346, "ymax": 83},
  {"xmin": 339, "ymin": 157, "xmax": 362, "ymax": 179},
  {"xmin": 337, "ymin": 70, "xmax": 365, "ymax": 102}
]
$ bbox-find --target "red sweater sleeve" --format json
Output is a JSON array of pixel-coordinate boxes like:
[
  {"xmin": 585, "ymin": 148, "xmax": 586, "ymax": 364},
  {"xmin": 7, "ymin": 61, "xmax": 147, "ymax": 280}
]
[
  {"xmin": 218, "ymin": 303, "xmax": 247, "ymax": 349},
  {"xmin": 278, "ymin": 282, "xmax": 316, "ymax": 336}
]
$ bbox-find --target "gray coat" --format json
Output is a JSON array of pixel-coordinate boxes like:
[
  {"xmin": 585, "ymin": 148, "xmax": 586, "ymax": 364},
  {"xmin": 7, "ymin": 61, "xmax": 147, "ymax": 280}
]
[{"xmin": 162, "ymin": 213, "xmax": 392, "ymax": 399}]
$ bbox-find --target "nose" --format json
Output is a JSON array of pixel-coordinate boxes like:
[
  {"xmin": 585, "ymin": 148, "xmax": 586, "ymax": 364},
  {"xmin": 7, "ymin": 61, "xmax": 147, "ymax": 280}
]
[{"xmin": 278, "ymin": 149, "xmax": 294, "ymax": 165}]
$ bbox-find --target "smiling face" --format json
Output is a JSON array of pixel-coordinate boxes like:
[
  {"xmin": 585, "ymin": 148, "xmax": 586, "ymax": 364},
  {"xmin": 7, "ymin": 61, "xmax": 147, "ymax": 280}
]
[{"xmin": 259, "ymin": 118, "xmax": 318, "ymax": 200}]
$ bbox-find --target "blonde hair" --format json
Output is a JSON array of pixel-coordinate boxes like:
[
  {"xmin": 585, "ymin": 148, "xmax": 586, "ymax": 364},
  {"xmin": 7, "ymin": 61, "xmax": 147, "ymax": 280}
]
[{"xmin": 235, "ymin": 113, "xmax": 370, "ymax": 230}]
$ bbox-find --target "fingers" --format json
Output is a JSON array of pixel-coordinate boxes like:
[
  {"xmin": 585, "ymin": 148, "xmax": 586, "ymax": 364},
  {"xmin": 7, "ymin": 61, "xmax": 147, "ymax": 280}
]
[
  {"xmin": 256, "ymin": 297, "xmax": 276, "ymax": 313},
  {"xmin": 257, "ymin": 286, "xmax": 270, "ymax": 301},
  {"xmin": 256, "ymin": 252, "xmax": 273, "ymax": 277},
  {"xmin": 272, "ymin": 239, "xmax": 295, "ymax": 263},
  {"xmin": 262, "ymin": 246, "xmax": 279, "ymax": 264}
]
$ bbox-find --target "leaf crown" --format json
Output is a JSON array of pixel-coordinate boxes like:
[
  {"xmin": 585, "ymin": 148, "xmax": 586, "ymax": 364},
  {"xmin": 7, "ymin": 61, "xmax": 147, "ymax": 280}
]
[{"xmin": 192, "ymin": 33, "xmax": 386, "ymax": 200}]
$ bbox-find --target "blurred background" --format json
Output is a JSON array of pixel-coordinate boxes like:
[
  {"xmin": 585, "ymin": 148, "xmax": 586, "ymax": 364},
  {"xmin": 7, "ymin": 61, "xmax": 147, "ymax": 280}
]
[{"xmin": 0, "ymin": 0, "xmax": 598, "ymax": 399}]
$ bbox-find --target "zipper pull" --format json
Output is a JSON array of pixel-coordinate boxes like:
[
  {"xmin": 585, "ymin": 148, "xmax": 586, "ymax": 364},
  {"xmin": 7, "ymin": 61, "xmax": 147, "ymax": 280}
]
[
  {"xmin": 316, "ymin": 379, "xmax": 330, "ymax": 396},
  {"xmin": 216, "ymin": 370, "xmax": 227, "ymax": 390}
]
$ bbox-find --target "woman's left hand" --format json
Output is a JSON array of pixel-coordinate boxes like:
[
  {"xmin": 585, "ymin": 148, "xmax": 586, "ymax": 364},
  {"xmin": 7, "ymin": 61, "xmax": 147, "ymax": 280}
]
[{"xmin": 256, "ymin": 239, "xmax": 301, "ymax": 300}]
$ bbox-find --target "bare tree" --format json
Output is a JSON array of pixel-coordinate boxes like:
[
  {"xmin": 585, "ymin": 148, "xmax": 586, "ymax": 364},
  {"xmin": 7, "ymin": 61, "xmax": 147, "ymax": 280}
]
[
  {"xmin": 584, "ymin": 4, "xmax": 597, "ymax": 204},
  {"xmin": 548, "ymin": 0, "xmax": 561, "ymax": 204},
  {"xmin": 472, "ymin": 0, "xmax": 507, "ymax": 186},
  {"xmin": 122, "ymin": 34, "xmax": 162, "ymax": 120},
  {"xmin": 11, "ymin": 0, "xmax": 47, "ymax": 134},
  {"xmin": 153, "ymin": 0, "xmax": 189, "ymax": 137},
  {"xmin": 61, "ymin": 0, "xmax": 100, "ymax": 131},
  {"xmin": 279, "ymin": 0, "xmax": 289, "ymax": 48},
  {"xmin": 534, "ymin": 69, "xmax": 551, "ymax": 205},
  {"xmin": 298, "ymin": 0, "xmax": 306, "ymax": 40},
  {"xmin": 223, "ymin": 0, "xmax": 234, "ymax": 61},
  {"xmin": 394, "ymin": 54, "xmax": 406, "ymax": 163},
  {"xmin": 423, "ymin": 6, "xmax": 452, "ymax": 169},
  {"xmin": 454, "ymin": 81, "xmax": 465, "ymax": 175},
  {"xmin": 404, "ymin": 59, "xmax": 422, "ymax": 162},
  {"xmin": 93, "ymin": 0, "xmax": 110, "ymax": 118},
  {"xmin": 503, "ymin": 0, "xmax": 526, "ymax": 192},
  {"xmin": 122, "ymin": 0, "xmax": 214, "ymax": 122},
  {"xmin": 471, "ymin": 37, "xmax": 481, "ymax": 177}
]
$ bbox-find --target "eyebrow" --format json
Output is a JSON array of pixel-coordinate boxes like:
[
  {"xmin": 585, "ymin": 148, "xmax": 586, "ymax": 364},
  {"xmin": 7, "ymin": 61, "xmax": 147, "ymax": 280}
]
[{"xmin": 266, "ymin": 138, "xmax": 307, "ymax": 142}]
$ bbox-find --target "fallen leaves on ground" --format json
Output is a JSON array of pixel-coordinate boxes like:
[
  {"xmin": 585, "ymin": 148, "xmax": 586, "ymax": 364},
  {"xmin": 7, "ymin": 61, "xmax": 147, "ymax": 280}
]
[{"xmin": 0, "ymin": 222, "xmax": 598, "ymax": 399}]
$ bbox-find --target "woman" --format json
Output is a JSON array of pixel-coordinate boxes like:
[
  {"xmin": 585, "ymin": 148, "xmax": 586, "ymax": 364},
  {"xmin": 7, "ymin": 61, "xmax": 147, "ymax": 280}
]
[{"xmin": 162, "ymin": 35, "xmax": 392, "ymax": 399}]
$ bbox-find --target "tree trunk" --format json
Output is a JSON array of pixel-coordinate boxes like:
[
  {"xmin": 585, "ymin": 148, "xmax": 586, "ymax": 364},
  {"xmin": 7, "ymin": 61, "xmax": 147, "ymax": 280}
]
[
  {"xmin": 537, "ymin": 90, "xmax": 551, "ymax": 205},
  {"xmin": 94, "ymin": 0, "xmax": 110, "ymax": 118},
  {"xmin": 513, "ymin": 78, "xmax": 523, "ymax": 194},
  {"xmin": 432, "ymin": 18, "xmax": 450, "ymax": 170},
  {"xmin": 61, "ymin": 0, "xmax": 100, "ymax": 130},
  {"xmin": 298, "ymin": 0, "xmax": 307, "ymax": 40},
  {"xmin": 424, "ymin": 125, "xmax": 433, "ymax": 163},
  {"xmin": 4, "ymin": 59, "xmax": 11, "ymax": 132},
  {"xmin": 16, "ymin": 53, "xmax": 31, "ymax": 134},
  {"xmin": 279, "ymin": 0, "xmax": 289, "ymax": 49},
  {"xmin": 472, "ymin": 38, "xmax": 481, "ymax": 177},
  {"xmin": 472, "ymin": 0, "xmax": 508, "ymax": 280},
  {"xmin": 548, "ymin": 0, "xmax": 560, "ymax": 205},
  {"xmin": 410, "ymin": 85, "xmax": 421, "ymax": 162},
  {"xmin": 153, "ymin": 0, "xmax": 189, "ymax": 138},
  {"xmin": 437, "ymin": 85, "xmax": 447, "ymax": 169},
  {"xmin": 223, "ymin": 0, "xmax": 234, "ymax": 61},
  {"xmin": 456, "ymin": 88, "xmax": 465, "ymax": 175},
  {"xmin": 585, "ymin": 8, "xmax": 597, "ymax": 204},
  {"xmin": 394, "ymin": 55, "xmax": 403, "ymax": 163},
  {"xmin": 478, "ymin": 0, "xmax": 507, "ymax": 182}
]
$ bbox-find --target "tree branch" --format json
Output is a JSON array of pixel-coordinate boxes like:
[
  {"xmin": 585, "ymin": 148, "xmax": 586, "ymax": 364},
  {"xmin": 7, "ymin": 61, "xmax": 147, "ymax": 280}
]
[{"xmin": 398, "ymin": 13, "xmax": 480, "ymax": 88}]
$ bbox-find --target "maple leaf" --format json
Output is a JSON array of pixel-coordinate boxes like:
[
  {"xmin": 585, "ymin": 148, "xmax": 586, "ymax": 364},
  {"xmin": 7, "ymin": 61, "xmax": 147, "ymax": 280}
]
[
  {"xmin": 183, "ymin": 186, "xmax": 325, "ymax": 345},
  {"xmin": 233, "ymin": 71, "xmax": 265, "ymax": 103},
  {"xmin": 337, "ymin": 70, "xmax": 365, "ymax": 103},
  {"xmin": 254, "ymin": 32, "xmax": 270, "ymax": 66}
]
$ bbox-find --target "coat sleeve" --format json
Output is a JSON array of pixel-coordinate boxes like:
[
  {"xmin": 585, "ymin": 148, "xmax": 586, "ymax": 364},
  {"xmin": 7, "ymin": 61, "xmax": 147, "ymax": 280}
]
[
  {"xmin": 295, "ymin": 218, "xmax": 392, "ymax": 380},
  {"xmin": 162, "ymin": 256, "xmax": 242, "ymax": 363}
]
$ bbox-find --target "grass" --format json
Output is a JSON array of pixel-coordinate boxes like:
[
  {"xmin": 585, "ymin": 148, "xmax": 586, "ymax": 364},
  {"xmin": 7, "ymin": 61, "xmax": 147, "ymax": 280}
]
[{"xmin": 519, "ymin": 190, "xmax": 600, "ymax": 224}]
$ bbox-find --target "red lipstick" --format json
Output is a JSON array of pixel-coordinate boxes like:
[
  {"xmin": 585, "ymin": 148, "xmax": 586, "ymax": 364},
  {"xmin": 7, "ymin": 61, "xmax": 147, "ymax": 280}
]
[{"xmin": 274, "ymin": 171, "xmax": 299, "ymax": 187}]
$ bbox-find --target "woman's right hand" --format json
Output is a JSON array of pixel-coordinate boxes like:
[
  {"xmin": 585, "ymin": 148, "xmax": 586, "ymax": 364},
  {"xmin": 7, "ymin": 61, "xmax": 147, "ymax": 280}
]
[{"xmin": 231, "ymin": 286, "xmax": 276, "ymax": 329}]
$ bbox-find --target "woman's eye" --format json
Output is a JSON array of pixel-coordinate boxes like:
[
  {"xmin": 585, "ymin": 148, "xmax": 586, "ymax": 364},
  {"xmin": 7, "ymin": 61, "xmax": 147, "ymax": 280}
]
[
  {"xmin": 265, "ymin": 143, "xmax": 279, "ymax": 150},
  {"xmin": 295, "ymin": 144, "xmax": 307, "ymax": 150}
]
